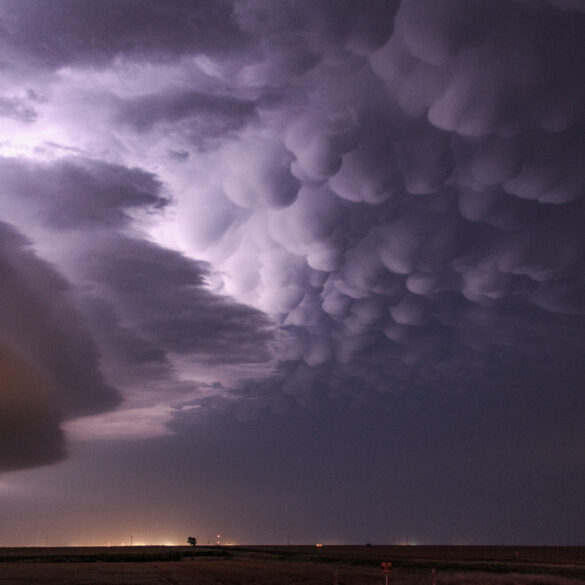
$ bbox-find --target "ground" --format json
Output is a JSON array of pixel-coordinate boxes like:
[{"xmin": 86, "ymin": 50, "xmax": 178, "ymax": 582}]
[{"xmin": 0, "ymin": 545, "xmax": 583, "ymax": 585}]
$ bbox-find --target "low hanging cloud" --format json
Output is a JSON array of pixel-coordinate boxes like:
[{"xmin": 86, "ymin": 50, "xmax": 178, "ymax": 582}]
[
  {"xmin": 0, "ymin": 222, "xmax": 120, "ymax": 416},
  {"xmin": 2, "ymin": 0, "xmax": 585, "ymax": 470},
  {"xmin": 0, "ymin": 222, "xmax": 120, "ymax": 471},
  {"xmin": 0, "ymin": 343, "xmax": 64, "ymax": 471}
]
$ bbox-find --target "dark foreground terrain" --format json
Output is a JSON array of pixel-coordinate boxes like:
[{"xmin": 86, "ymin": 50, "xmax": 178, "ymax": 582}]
[{"xmin": 0, "ymin": 545, "xmax": 584, "ymax": 585}]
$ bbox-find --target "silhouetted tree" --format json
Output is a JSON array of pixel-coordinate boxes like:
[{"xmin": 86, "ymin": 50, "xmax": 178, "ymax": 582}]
[{"xmin": 187, "ymin": 536, "xmax": 196, "ymax": 546}]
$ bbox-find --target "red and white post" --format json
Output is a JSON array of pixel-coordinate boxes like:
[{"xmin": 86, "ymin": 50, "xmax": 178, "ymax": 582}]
[{"xmin": 381, "ymin": 561, "xmax": 392, "ymax": 585}]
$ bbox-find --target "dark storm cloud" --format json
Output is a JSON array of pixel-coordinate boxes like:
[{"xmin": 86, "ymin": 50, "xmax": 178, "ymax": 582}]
[
  {"xmin": 0, "ymin": 0, "xmax": 585, "ymax": 544},
  {"xmin": 389, "ymin": 0, "xmax": 585, "ymax": 134},
  {"xmin": 116, "ymin": 89, "xmax": 257, "ymax": 136},
  {"xmin": 0, "ymin": 157, "xmax": 167, "ymax": 230},
  {"xmin": 72, "ymin": 292, "xmax": 184, "ymax": 399},
  {"xmin": 83, "ymin": 236, "xmax": 275, "ymax": 365},
  {"xmin": 0, "ymin": 343, "xmax": 64, "ymax": 472},
  {"xmin": 0, "ymin": 0, "xmax": 246, "ymax": 70},
  {"xmin": 237, "ymin": 0, "xmax": 398, "ymax": 57},
  {"xmin": 3, "ymin": 0, "xmax": 585, "ymax": 546},
  {"xmin": 0, "ymin": 222, "xmax": 120, "ymax": 471},
  {"xmin": 152, "ymin": 0, "xmax": 585, "ymax": 418},
  {"xmin": 0, "ymin": 155, "xmax": 276, "ymax": 411},
  {"xmin": 2, "ymin": 0, "xmax": 584, "ymax": 420}
]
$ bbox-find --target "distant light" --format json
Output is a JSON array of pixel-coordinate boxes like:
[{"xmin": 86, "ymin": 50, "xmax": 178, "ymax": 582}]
[{"xmin": 316, "ymin": 543, "xmax": 323, "ymax": 548}]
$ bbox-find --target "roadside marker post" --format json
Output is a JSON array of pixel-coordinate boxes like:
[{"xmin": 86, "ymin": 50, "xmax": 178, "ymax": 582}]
[{"xmin": 381, "ymin": 561, "xmax": 392, "ymax": 585}]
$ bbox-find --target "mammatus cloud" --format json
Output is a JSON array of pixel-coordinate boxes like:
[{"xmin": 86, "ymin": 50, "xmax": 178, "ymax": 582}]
[
  {"xmin": 163, "ymin": 0, "xmax": 585, "ymax": 400},
  {"xmin": 1, "ymin": 0, "xmax": 585, "ymax": 475}
]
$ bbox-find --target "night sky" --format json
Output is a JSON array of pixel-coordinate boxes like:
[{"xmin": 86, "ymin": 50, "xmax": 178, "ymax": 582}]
[{"xmin": 1, "ymin": 0, "xmax": 585, "ymax": 547}]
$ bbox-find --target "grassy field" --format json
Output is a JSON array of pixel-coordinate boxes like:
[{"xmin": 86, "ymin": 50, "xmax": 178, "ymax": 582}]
[{"xmin": 0, "ymin": 545, "xmax": 584, "ymax": 585}]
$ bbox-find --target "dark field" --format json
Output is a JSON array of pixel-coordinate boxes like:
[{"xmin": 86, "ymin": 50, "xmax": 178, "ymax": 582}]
[{"xmin": 0, "ymin": 545, "xmax": 584, "ymax": 585}]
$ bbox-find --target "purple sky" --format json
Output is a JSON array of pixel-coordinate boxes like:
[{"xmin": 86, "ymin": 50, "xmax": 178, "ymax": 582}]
[{"xmin": 1, "ymin": 0, "xmax": 585, "ymax": 546}]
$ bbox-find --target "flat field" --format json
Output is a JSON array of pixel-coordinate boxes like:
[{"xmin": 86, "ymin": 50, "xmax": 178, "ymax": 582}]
[{"xmin": 0, "ymin": 545, "xmax": 584, "ymax": 585}]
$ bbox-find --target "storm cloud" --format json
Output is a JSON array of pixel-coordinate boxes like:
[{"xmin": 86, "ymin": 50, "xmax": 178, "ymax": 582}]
[
  {"xmin": 0, "ymin": 221, "xmax": 119, "ymax": 470},
  {"xmin": 156, "ymin": 0, "xmax": 585, "ymax": 406},
  {"xmin": 1, "ymin": 0, "xmax": 585, "ymax": 544},
  {"xmin": 0, "ymin": 155, "xmax": 276, "ymax": 469},
  {"xmin": 0, "ymin": 0, "xmax": 246, "ymax": 69}
]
